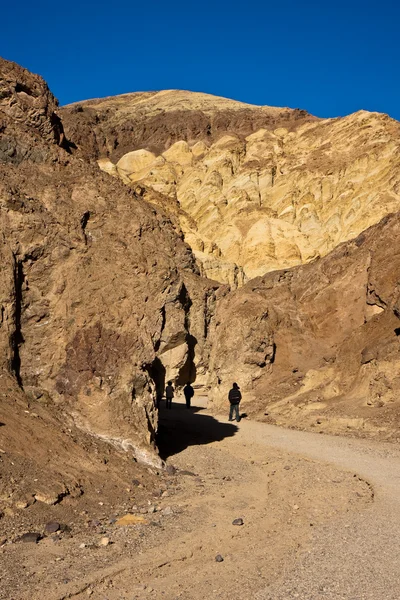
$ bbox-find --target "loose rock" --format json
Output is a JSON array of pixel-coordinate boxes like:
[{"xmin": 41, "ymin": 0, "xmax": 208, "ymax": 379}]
[
  {"xmin": 34, "ymin": 492, "xmax": 60, "ymax": 505},
  {"xmin": 116, "ymin": 514, "xmax": 148, "ymax": 526},
  {"xmin": 99, "ymin": 537, "xmax": 110, "ymax": 546},
  {"xmin": 19, "ymin": 532, "xmax": 41, "ymax": 544},
  {"xmin": 44, "ymin": 521, "xmax": 60, "ymax": 534},
  {"xmin": 232, "ymin": 518, "xmax": 244, "ymax": 526},
  {"xmin": 215, "ymin": 554, "xmax": 224, "ymax": 562},
  {"xmin": 89, "ymin": 519, "xmax": 101, "ymax": 528}
]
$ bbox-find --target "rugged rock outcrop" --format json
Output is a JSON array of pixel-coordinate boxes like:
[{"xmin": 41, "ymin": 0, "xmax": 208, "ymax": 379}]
[
  {"xmin": 61, "ymin": 91, "xmax": 400, "ymax": 286},
  {"xmin": 0, "ymin": 59, "xmax": 217, "ymax": 469},
  {"xmin": 207, "ymin": 213, "xmax": 400, "ymax": 437},
  {"xmin": 0, "ymin": 58, "xmax": 67, "ymax": 156}
]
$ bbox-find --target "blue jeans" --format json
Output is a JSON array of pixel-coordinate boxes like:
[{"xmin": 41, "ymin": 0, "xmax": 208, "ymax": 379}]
[{"xmin": 229, "ymin": 403, "xmax": 240, "ymax": 422}]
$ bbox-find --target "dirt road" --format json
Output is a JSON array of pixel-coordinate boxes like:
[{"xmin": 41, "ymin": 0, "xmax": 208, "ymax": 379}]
[
  {"xmin": 233, "ymin": 419, "xmax": 400, "ymax": 599},
  {"xmin": 3, "ymin": 395, "xmax": 400, "ymax": 599},
  {"xmin": 160, "ymin": 396, "xmax": 400, "ymax": 600}
]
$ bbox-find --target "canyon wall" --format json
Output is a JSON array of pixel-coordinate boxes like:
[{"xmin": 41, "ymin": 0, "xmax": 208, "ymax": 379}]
[
  {"xmin": 207, "ymin": 213, "xmax": 400, "ymax": 437},
  {"xmin": 60, "ymin": 84, "xmax": 400, "ymax": 436},
  {"xmin": 0, "ymin": 59, "xmax": 216, "ymax": 468}
]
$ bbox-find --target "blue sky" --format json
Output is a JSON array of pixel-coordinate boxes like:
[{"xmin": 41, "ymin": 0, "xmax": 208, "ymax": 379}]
[{"xmin": 2, "ymin": 0, "xmax": 399, "ymax": 120}]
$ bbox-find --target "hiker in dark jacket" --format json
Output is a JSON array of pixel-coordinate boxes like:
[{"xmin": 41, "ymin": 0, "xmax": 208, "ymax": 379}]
[
  {"xmin": 228, "ymin": 382, "xmax": 242, "ymax": 422},
  {"xmin": 165, "ymin": 381, "xmax": 174, "ymax": 409},
  {"xmin": 183, "ymin": 382, "xmax": 195, "ymax": 408}
]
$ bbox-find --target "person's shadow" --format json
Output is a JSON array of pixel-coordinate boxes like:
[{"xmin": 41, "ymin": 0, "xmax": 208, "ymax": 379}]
[{"xmin": 157, "ymin": 401, "xmax": 238, "ymax": 460}]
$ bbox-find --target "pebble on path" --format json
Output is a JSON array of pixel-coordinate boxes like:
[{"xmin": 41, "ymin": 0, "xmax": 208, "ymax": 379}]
[{"xmin": 99, "ymin": 537, "xmax": 110, "ymax": 546}]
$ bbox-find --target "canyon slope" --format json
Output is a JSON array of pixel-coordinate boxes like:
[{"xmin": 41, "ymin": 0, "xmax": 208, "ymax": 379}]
[
  {"xmin": 61, "ymin": 91, "xmax": 400, "ymax": 286},
  {"xmin": 61, "ymin": 86, "xmax": 400, "ymax": 437},
  {"xmin": 207, "ymin": 213, "xmax": 400, "ymax": 437},
  {"xmin": 0, "ymin": 58, "xmax": 218, "ymax": 482}
]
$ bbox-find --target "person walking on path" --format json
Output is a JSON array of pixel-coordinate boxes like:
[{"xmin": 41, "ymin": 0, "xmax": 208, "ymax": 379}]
[
  {"xmin": 228, "ymin": 382, "xmax": 242, "ymax": 422},
  {"xmin": 165, "ymin": 381, "xmax": 174, "ymax": 409},
  {"xmin": 183, "ymin": 382, "xmax": 195, "ymax": 408}
]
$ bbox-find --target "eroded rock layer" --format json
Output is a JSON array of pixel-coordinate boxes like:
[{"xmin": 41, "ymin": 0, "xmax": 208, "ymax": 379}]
[
  {"xmin": 61, "ymin": 91, "xmax": 400, "ymax": 285},
  {"xmin": 61, "ymin": 89, "xmax": 315, "ymax": 160}
]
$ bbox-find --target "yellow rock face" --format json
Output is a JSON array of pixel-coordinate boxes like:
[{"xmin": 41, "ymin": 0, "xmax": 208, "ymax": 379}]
[
  {"xmin": 98, "ymin": 103, "xmax": 400, "ymax": 286},
  {"xmin": 116, "ymin": 149, "xmax": 158, "ymax": 182}
]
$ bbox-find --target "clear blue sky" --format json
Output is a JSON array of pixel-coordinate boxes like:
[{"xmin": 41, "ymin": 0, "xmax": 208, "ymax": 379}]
[{"xmin": 2, "ymin": 0, "xmax": 399, "ymax": 120}]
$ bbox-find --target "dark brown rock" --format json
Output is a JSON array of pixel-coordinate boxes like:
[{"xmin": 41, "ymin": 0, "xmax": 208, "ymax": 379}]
[
  {"xmin": 44, "ymin": 521, "xmax": 60, "ymax": 534},
  {"xmin": 18, "ymin": 532, "xmax": 41, "ymax": 543},
  {"xmin": 60, "ymin": 92, "xmax": 316, "ymax": 162}
]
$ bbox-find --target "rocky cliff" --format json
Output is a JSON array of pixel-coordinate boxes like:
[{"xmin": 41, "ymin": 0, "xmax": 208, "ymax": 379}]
[
  {"xmin": 61, "ymin": 91, "xmax": 400, "ymax": 286},
  {"xmin": 0, "ymin": 59, "xmax": 217, "ymax": 473},
  {"xmin": 207, "ymin": 213, "xmax": 400, "ymax": 437}
]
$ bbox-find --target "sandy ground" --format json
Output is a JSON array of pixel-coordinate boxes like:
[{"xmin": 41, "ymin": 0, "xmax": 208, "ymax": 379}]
[{"xmin": 1, "ymin": 394, "xmax": 399, "ymax": 599}]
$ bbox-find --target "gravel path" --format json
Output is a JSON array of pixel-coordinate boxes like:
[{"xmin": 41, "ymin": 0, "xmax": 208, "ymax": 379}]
[
  {"xmin": 230, "ymin": 419, "xmax": 400, "ymax": 600},
  {"xmin": 164, "ymin": 395, "xmax": 400, "ymax": 599},
  {"xmin": 7, "ymin": 395, "xmax": 397, "ymax": 600}
]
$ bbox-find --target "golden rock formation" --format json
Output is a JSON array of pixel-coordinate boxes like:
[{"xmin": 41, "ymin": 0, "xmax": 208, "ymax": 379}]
[{"xmin": 88, "ymin": 95, "xmax": 400, "ymax": 285}]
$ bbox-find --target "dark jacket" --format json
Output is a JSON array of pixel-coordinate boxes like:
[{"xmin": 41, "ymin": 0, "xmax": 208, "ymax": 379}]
[
  {"xmin": 228, "ymin": 388, "xmax": 242, "ymax": 404},
  {"xmin": 184, "ymin": 384, "xmax": 194, "ymax": 399},
  {"xmin": 165, "ymin": 385, "xmax": 174, "ymax": 399}
]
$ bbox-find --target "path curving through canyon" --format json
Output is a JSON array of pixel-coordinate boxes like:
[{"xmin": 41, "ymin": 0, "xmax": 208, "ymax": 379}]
[
  {"xmin": 158, "ymin": 395, "xmax": 400, "ymax": 600},
  {"xmin": 231, "ymin": 419, "xmax": 400, "ymax": 599},
  {"xmin": 9, "ymin": 395, "xmax": 400, "ymax": 600}
]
